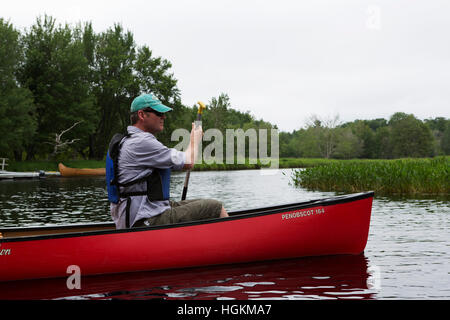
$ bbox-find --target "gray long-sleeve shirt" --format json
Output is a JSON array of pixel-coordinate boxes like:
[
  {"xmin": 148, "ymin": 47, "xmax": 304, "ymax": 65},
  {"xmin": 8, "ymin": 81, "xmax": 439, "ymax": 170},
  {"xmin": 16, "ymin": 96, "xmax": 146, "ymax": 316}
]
[{"xmin": 110, "ymin": 126, "xmax": 186, "ymax": 229}]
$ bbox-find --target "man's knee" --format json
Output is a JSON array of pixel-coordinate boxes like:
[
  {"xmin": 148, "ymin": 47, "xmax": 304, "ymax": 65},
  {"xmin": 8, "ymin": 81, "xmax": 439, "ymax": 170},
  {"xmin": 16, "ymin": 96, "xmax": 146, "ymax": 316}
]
[{"xmin": 200, "ymin": 199, "xmax": 223, "ymax": 218}]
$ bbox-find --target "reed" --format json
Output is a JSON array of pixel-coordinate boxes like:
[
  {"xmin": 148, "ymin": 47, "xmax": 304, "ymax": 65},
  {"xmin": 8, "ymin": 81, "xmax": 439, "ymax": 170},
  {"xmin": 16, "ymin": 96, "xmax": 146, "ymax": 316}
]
[{"xmin": 291, "ymin": 157, "xmax": 450, "ymax": 195}]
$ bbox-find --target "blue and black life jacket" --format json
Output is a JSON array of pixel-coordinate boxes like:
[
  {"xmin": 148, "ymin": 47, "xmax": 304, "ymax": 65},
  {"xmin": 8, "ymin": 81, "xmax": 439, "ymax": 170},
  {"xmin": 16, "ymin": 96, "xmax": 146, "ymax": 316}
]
[{"xmin": 106, "ymin": 132, "xmax": 171, "ymax": 227}]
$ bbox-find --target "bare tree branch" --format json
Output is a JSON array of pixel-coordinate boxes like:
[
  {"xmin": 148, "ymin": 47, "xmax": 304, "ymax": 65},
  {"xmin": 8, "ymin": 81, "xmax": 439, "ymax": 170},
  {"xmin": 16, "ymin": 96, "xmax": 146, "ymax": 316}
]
[{"xmin": 48, "ymin": 121, "xmax": 83, "ymax": 158}]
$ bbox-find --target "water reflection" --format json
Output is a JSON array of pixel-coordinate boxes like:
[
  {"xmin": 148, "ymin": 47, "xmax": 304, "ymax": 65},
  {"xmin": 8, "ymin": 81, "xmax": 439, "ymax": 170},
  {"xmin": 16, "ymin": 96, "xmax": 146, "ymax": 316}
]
[
  {"xmin": 0, "ymin": 254, "xmax": 377, "ymax": 300},
  {"xmin": 0, "ymin": 170, "xmax": 334, "ymax": 227},
  {"xmin": 0, "ymin": 177, "xmax": 111, "ymax": 227},
  {"xmin": 1, "ymin": 170, "xmax": 448, "ymax": 299}
]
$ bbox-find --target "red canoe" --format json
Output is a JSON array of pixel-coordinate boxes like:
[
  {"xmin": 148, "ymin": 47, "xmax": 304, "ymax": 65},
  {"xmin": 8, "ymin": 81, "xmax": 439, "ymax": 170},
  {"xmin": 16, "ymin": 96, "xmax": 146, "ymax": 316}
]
[{"xmin": 0, "ymin": 192, "xmax": 373, "ymax": 282}]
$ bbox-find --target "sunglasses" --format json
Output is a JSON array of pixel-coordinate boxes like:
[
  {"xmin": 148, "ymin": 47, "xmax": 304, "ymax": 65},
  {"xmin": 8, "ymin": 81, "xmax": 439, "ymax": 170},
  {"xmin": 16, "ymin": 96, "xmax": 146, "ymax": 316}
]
[{"xmin": 141, "ymin": 108, "xmax": 165, "ymax": 117}]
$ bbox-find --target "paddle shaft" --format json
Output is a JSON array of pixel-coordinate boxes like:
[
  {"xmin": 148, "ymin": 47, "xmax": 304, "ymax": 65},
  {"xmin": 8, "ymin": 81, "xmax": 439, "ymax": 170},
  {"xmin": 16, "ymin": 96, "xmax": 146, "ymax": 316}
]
[{"xmin": 181, "ymin": 102, "xmax": 205, "ymax": 200}]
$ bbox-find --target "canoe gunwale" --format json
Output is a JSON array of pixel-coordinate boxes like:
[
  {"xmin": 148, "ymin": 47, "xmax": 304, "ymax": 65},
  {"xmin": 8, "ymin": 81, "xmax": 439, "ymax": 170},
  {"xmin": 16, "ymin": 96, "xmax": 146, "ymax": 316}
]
[{"xmin": 0, "ymin": 191, "xmax": 374, "ymax": 243}]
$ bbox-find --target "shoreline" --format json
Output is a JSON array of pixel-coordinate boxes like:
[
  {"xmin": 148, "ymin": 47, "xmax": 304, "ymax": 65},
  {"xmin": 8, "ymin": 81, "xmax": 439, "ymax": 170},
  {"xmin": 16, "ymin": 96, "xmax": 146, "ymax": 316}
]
[
  {"xmin": 6, "ymin": 156, "xmax": 449, "ymax": 172},
  {"xmin": 291, "ymin": 156, "xmax": 449, "ymax": 195}
]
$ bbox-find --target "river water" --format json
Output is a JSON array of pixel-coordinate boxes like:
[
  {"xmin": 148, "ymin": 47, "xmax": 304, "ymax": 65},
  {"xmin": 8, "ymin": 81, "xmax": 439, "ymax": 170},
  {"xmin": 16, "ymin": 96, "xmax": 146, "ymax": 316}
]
[{"xmin": 0, "ymin": 169, "xmax": 448, "ymax": 300}]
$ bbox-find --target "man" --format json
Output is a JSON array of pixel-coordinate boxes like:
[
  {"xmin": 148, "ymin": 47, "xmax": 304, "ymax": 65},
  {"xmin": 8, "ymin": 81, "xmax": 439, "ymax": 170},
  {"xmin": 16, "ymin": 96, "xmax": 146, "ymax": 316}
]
[{"xmin": 110, "ymin": 93, "xmax": 228, "ymax": 229}]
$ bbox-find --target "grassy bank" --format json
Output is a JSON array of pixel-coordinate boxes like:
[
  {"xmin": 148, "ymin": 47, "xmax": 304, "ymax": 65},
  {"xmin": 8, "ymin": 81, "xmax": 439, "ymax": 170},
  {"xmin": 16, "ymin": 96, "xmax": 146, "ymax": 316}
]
[
  {"xmin": 291, "ymin": 157, "xmax": 449, "ymax": 195},
  {"xmin": 7, "ymin": 156, "xmax": 450, "ymax": 197},
  {"xmin": 7, "ymin": 158, "xmax": 326, "ymax": 172}
]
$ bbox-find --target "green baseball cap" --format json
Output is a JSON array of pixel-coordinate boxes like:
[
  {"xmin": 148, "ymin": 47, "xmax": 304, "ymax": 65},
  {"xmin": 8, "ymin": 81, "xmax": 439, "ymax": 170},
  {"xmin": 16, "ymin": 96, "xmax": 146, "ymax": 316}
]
[{"xmin": 130, "ymin": 94, "xmax": 173, "ymax": 113}]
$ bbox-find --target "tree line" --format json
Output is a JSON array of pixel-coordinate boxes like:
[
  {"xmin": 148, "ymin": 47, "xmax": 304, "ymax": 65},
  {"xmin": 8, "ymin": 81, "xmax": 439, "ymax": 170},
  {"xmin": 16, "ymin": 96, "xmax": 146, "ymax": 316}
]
[
  {"xmin": 280, "ymin": 113, "xmax": 450, "ymax": 159},
  {"xmin": 1, "ymin": 16, "xmax": 183, "ymax": 161},
  {"xmin": 0, "ymin": 16, "xmax": 276, "ymax": 161},
  {"xmin": 1, "ymin": 16, "xmax": 448, "ymax": 162}
]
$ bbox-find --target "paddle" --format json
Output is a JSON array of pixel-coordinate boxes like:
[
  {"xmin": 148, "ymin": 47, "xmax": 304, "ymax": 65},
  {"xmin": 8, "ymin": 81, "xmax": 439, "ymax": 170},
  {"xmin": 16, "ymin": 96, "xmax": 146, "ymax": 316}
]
[{"xmin": 181, "ymin": 101, "xmax": 206, "ymax": 200}]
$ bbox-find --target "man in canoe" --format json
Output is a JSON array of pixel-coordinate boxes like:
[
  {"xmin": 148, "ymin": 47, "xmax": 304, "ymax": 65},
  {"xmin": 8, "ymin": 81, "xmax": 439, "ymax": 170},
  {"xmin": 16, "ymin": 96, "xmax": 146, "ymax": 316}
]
[{"xmin": 108, "ymin": 93, "xmax": 228, "ymax": 229}]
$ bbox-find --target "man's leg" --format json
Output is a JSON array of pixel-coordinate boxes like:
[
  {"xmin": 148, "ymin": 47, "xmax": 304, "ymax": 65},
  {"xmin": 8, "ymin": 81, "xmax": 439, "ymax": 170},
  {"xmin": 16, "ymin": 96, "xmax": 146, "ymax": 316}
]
[{"xmin": 138, "ymin": 199, "xmax": 226, "ymax": 227}]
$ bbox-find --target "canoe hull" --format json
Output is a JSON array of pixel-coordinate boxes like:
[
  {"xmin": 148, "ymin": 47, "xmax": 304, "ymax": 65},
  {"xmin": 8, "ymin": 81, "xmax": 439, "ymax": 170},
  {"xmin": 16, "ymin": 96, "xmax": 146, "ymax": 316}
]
[
  {"xmin": 58, "ymin": 163, "xmax": 105, "ymax": 177},
  {"xmin": 0, "ymin": 192, "xmax": 373, "ymax": 282}
]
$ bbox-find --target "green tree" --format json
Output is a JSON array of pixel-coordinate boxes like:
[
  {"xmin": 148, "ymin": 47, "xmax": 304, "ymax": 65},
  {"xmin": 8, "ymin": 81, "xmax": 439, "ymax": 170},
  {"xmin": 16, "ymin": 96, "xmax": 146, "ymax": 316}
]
[
  {"xmin": 424, "ymin": 117, "xmax": 448, "ymax": 133},
  {"xmin": 279, "ymin": 129, "xmax": 309, "ymax": 158},
  {"xmin": 19, "ymin": 15, "xmax": 96, "ymax": 160},
  {"xmin": 441, "ymin": 122, "xmax": 450, "ymax": 155},
  {"xmin": 87, "ymin": 23, "xmax": 137, "ymax": 159},
  {"xmin": 366, "ymin": 118, "xmax": 388, "ymax": 131},
  {"xmin": 0, "ymin": 19, "xmax": 36, "ymax": 160},
  {"xmin": 373, "ymin": 126, "xmax": 392, "ymax": 158},
  {"xmin": 334, "ymin": 127, "xmax": 363, "ymax": 159},
  {"xmin": 134, "ymin": 45, "xmax": 182, "ymax": 147},
  {"xmin": 199, "ymin": 93, "xmax": 277, "ymax": 161},
  {"xmin": 298, "ymin": 127, "xmax": 322, "ymax": 158},
  {"xmin": 345, "ymin": 120, "xmax": 377, "ymax": 158},
  {"xmin": 305, "ymin": 115, "xmax": 341, "ymax": 158},
  {"xmin": 279, "ymin": 131, "xmax": 295, "ymax": 157},
  {"xmin": 202, "ymin": 93, "xmax": 232, "ymax": 133},
  {"xmin": 388, "ymin": 112, "xmax": 434, "ymax": 158},
  {"xmin": 88, "ymin": 24, "xmax": 182, "ymax": 158},
  {"xmin": 424, "ymin": 117, "xmax": 449, "ymax": 155}
]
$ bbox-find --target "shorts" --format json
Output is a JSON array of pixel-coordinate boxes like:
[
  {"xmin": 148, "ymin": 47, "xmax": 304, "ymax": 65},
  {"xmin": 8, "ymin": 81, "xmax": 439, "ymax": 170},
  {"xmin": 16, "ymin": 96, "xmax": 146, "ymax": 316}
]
[{"xmin": 133, "ymin": 199, "xmax": 223, "ymax": 227}]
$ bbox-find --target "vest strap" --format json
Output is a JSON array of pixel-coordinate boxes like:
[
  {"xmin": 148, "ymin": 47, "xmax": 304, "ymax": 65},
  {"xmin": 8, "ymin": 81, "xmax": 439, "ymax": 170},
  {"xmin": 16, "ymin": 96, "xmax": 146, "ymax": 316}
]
[{"xmin": 125, "ymin": 197, "xmax": 131, "ymax": 228}]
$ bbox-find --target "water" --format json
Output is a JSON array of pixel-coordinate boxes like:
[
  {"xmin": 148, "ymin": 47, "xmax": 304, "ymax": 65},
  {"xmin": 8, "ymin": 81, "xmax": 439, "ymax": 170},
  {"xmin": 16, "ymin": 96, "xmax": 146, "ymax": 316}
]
[{"xmin": 0, "ymin": 169, "xmax": 449, "ymax": 300}]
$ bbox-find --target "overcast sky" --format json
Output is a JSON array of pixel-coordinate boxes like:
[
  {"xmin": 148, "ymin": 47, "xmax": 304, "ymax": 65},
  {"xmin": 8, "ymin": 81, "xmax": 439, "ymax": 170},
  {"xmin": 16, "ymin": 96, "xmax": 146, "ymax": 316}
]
[{"xmin": 2, "ymin": 0, "xmax": 449, "ymax": 132}]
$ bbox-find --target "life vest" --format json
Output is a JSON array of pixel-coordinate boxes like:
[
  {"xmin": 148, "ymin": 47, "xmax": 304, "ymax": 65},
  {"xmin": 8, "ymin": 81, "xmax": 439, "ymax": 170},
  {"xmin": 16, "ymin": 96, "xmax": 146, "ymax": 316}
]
[{"xmin": 106, "ymin": 132, "xmax": 171, "ymax": 227}]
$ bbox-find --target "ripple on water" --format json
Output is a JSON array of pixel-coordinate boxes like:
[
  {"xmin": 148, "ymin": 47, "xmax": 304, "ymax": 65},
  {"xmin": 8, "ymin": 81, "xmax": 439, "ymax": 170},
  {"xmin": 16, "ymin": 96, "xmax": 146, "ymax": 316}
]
[{"xmin": 0, "ymin": 171, "xmax": 449, "ymax": 299}]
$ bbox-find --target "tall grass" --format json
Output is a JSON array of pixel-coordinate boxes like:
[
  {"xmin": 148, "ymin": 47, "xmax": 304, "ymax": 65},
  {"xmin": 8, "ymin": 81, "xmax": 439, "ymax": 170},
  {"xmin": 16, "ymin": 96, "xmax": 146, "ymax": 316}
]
[{"xmin": 291, "ymin": 157, "xmax": 449, "ymax": 195}]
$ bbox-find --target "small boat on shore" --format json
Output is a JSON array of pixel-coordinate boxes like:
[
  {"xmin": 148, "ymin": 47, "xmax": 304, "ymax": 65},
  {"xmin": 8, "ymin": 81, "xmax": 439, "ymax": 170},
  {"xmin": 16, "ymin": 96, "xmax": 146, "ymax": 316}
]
[
  {"xmin": 0, "ymin": 171, "xmax": 43, "ymax": 179},
  {"xmin": 0, "ymin": 170, "xmax": 60, "ymax": 180},
  {"xmin": 0, "ymin": 191, "xmax": 374, "ymax": 282},
  {"xmin": 58, "ymin": 163, "xmax": 105, "ymax": 177}
]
